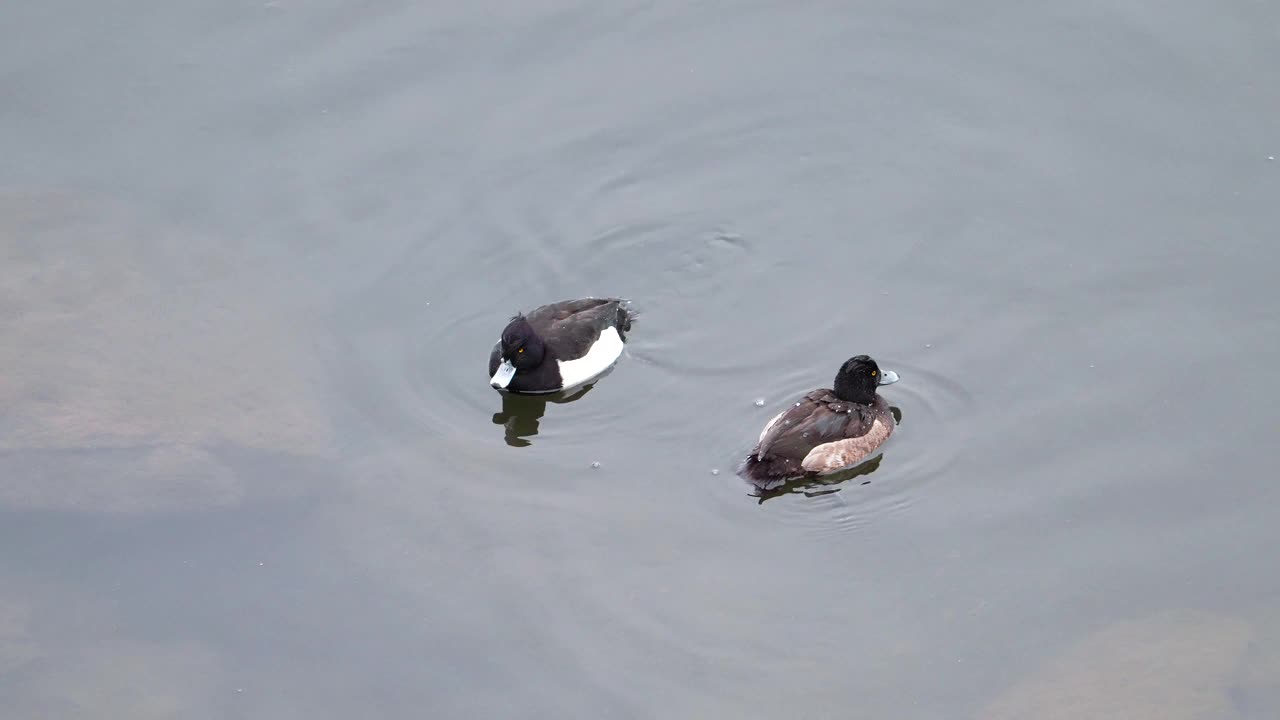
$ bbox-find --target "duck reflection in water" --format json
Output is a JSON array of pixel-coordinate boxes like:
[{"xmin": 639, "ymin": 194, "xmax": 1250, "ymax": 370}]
[
  {"xmin": 750, "ymin": 406, "xmax": 902, "ymax": 504},
  {"xmin": 491, "ymin": 384, "xmax": 595, "ymax": 447}
]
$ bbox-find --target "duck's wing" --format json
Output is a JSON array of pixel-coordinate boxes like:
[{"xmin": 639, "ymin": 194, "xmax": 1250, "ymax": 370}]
[
  {"xmin": 756, "ymin": 390, "xmax": 876, "ymax": 461},
  {"xmin": 535, "ymin": 299, "xmax": 628, "ymax": 359},
  {"xmin": 526, "ymin": 298, "xmax": 615, "ymax": 325},
  {"xmin": 757, "ymin": 409, "xmax": 787, "ymax": 445}
]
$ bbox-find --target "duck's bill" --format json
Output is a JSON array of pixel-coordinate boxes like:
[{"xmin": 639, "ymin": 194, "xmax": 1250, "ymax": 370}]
[
  {"xmin": 878, "ymin": 369, "xmax": 900, "ymax": 386},
  {"xmin": 490, "ymin": 360, "xmax": 517, "ymax": 389}
]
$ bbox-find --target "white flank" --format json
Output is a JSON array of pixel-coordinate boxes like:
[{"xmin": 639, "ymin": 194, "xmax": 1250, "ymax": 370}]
[{"xmin": 556, "ymin": 326, "xmax": 624, "ymax": 390}]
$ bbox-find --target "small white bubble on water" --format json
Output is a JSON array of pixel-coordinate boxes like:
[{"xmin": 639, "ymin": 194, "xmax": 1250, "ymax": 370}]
[
  {"xmin": 754, "ymin": 398, "xmax": 765, "ymax": 407},
  {"xmin": 925, "ymin": 343, "xmax": 932, "ymax": 349},
  {"xmin": 1269, "ymin": 156, "xmax": 1276, "ymax": 161},
  {"xmin": 590, "ymin": 461, "xmax": 601, "ymax": 469},
  {"xmin": 1089, "ymin": 364, "xmax": 1095, "ymax": 368},
  {"xmin": 710, "ymin": 469, "xmax": 720, "ymax": 475}
]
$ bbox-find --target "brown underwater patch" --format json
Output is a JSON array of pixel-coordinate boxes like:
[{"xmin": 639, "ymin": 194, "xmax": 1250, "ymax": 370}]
[
  {"xmin": 0, "ymin": 190, "xmax": 333, "ymax": 512},
  {"xmin": 980, "ymin": 609, "xmax": 1253, "ymax": 720}
]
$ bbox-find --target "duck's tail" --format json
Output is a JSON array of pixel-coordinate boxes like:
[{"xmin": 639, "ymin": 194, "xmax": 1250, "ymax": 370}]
[
  {"xmin": 615, "ymin": 299, "xmax": 636, "ymax": 338},
  {"xmin": 738, "ymin": 452, "xmax": 803, "ymax": 485}
]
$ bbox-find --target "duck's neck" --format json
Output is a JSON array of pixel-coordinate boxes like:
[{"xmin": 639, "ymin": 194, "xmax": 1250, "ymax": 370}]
[{"xmin": 833, "ymin": 379, "xmax": 876, "ymax": 405}]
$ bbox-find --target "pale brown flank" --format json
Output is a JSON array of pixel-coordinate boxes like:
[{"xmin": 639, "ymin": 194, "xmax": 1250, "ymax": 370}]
[{"xmin": 801, "ymin": 418, "xmax": 893, "ymax": 475}]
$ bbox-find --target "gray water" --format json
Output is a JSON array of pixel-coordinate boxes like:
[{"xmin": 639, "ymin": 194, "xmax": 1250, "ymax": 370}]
[{"xmin": 3, "ymin": 1, "xmax": 1280, "ymax": 717}]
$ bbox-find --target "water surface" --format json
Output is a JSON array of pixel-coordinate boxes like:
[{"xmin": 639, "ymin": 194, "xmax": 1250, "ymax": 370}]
[{"xmin": 2, "ymin": 1, "xmax": 1279, "ymax": 717}]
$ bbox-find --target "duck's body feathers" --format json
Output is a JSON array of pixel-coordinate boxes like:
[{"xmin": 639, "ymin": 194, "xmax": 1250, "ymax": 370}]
[
  {"xmin": 488, "ymin": 297, "xmax": 632, "ymax": 394},
  {"xmin": 741, "ymin": 389, "xmax": 894, "ymax": 483},
  {"xmin": 519, "ymin": 298, "xmax": 631, "ymax": 358}
]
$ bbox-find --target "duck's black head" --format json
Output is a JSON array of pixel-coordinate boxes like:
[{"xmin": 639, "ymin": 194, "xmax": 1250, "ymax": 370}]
[
  {"xmin": 490, "ymin": 314, "xmax": 546, "ymax": 389},
  {"xmin": 833, "ymin": 354, "xmax": 900, "ymax": 404}
]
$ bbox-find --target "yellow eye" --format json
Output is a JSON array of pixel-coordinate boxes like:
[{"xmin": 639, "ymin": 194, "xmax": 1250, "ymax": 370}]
[
  {"xmin": 517, "ymin": 348, "xmax": 524, "ymax": 353},
  {"xmin": 871, "ymin": 370, "xmax": 877, "ymax": 377}
]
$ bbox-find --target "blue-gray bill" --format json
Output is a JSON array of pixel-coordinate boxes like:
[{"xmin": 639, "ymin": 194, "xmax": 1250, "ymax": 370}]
[
  {"xmin": 490, "ymin": 360, "xmax": 517, "ymax": 389},
  {"xmin": 878, "ymin": 369, "xmax": 900, "ymax": 386}
]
